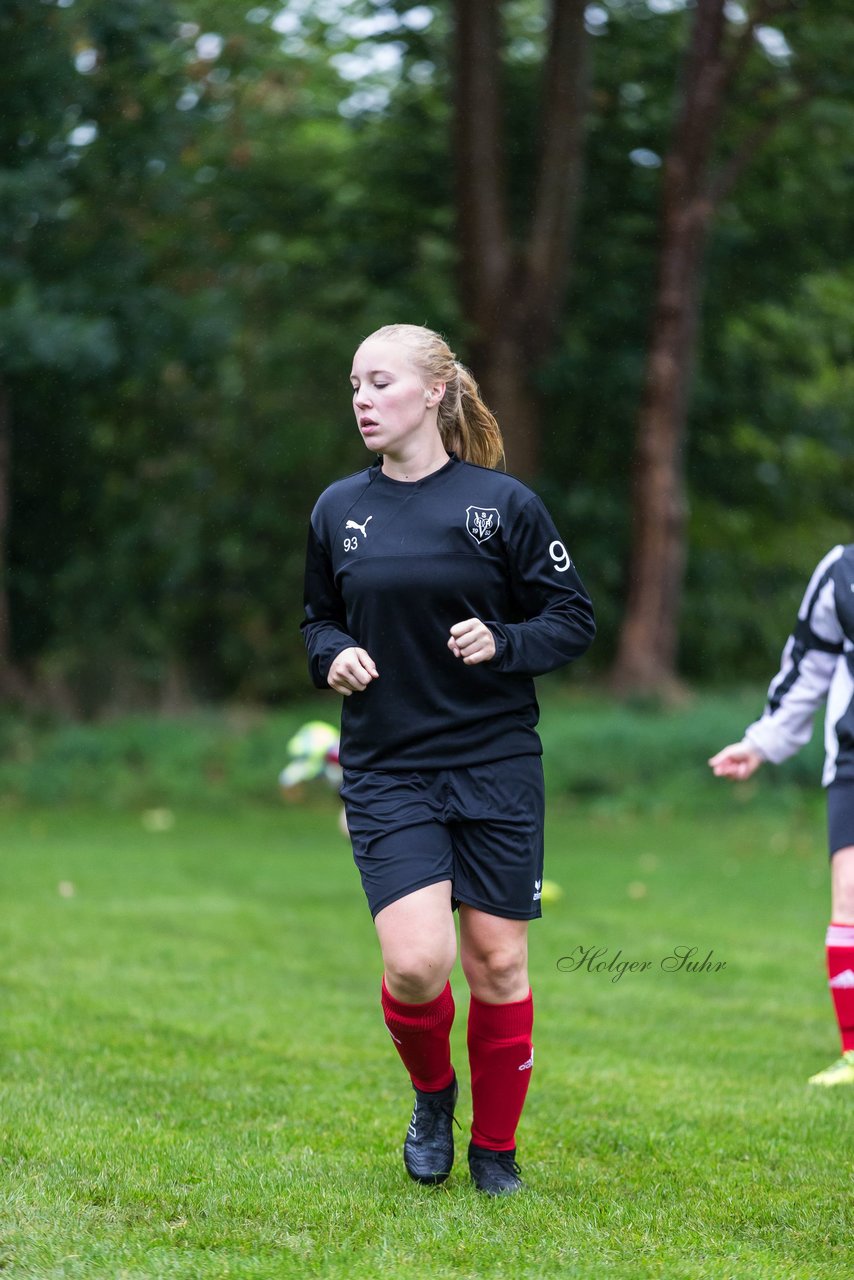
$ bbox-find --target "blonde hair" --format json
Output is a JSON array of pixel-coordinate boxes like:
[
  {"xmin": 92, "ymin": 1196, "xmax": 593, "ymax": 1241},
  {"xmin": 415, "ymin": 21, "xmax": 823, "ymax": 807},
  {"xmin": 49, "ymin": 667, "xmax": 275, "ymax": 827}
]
[{"xmin": 362, "ymin": 324, "xmax": 505, "ymax": 470}]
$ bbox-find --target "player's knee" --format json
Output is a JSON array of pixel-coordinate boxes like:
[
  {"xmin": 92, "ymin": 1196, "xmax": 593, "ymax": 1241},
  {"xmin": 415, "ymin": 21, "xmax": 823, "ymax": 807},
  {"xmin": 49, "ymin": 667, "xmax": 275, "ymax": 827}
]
[
  {"xmin": 384, "ymin": 950, "xmax": 455, "ymax": 1002},
  {"xmin": 831, "ymin": 848, "xmax": 854, "ymax": 922},
  {"xmin": 832, "ymin": 883, "xmax": 854, "ymax": 922},
  {"xmin": 462, "ymin": 945, "xmax": 527, "ymax": 1001}
]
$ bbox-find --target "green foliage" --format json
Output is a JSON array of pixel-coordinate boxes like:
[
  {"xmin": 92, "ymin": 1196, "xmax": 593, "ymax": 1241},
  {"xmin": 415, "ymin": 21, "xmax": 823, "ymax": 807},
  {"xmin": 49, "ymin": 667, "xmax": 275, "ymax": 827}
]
[
  {"xmin": 0, "ymin": 704, "xmax": 319, "ymax": 808},
  {"xmin": 0, "ymin": 687, "xmax": 826, "ymax": 813},
  {"xmin": 1, "ymin": 0, "xmax": 853, "ymax": 705},
  {"xmin": 687, "ymin": 258, "xmax": 854, "ymax": 679}
]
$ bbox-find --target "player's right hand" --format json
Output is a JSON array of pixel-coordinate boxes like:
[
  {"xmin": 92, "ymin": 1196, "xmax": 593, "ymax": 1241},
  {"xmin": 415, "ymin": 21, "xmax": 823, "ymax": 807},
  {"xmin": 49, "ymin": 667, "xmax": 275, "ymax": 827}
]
[
  {"xmin": 327, "ymin": 647, "xmax": 378, "ymax": 696},
  {"xmin": 708, "ymin": 742, "xmax": 764, "ymax": 781}
]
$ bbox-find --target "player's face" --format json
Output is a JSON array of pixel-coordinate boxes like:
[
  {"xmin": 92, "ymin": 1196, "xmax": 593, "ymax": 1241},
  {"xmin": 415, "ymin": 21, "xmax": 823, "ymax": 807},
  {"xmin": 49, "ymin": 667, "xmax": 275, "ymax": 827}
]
[{"xmin": 350, "ymin": 339, "xmax": 439, "ymax": 457}]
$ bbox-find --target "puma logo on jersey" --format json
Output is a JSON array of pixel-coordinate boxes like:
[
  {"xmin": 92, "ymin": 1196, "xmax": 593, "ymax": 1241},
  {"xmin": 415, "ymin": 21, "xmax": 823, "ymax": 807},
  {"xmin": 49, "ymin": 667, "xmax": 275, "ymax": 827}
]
[{"xmin": 346, "ymin": 516, "xmax": 373, "ymax": 538}]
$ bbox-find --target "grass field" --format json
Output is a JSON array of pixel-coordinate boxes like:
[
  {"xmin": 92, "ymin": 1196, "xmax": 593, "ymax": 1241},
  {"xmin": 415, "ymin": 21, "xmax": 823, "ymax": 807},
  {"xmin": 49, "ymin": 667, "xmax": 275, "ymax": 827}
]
[{"xmin": 2, "ymin": 786, "xmax": 852, "ymax": 1279}]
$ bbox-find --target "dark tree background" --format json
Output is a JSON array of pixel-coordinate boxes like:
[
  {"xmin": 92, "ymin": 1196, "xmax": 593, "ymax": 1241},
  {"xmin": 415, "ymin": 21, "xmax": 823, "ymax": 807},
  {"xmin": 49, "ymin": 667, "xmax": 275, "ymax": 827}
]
[{"xmin": 1, "ymin": 0, "xmax": 853, "ymax": 712}]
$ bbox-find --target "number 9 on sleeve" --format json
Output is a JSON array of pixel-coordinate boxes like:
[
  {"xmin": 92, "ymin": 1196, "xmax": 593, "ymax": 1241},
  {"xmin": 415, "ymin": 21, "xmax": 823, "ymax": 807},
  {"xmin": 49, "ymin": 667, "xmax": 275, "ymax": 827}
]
[{"xmin": 549, "ymin": 541, "xmax": 572, "ymax": 573}]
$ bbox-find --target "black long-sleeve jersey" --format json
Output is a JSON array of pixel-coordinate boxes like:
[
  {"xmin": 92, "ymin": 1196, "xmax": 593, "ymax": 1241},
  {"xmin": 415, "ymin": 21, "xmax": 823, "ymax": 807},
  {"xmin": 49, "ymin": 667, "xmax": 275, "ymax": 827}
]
[
  {"xmin": 301, "ymin": 454, "xmax": 595, "ymax": 771},
  {"xmin": 744, "ymin": 543, "xmax": 854, "ymax": 785}
]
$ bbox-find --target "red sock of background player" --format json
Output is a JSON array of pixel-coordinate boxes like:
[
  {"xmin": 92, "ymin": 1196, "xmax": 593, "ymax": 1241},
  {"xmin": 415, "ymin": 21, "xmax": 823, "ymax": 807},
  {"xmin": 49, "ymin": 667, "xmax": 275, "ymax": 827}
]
[
  {"xmin": 468, "ymin": 990, "xmax": 534, "ymax": 1151},
  {"xmin": 826, "ymin": 922, "xmax": 854, "ymax": 1052},
  {"xmin": 381, "ymin": 978, "xmax": 455, "ymax": 1092}
]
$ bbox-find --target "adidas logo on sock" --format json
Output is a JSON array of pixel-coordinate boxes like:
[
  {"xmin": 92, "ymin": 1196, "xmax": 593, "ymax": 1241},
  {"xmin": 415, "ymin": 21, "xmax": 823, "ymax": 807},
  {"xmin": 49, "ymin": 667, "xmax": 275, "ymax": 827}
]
[{"xmin": 829, "ymin": 968, "xmax": 854, "ymax": 989}]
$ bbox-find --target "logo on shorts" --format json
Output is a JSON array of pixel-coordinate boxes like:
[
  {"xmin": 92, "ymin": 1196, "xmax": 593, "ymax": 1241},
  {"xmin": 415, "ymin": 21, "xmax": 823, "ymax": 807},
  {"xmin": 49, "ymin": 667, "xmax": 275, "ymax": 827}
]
[
  {"xmin": 533, "ymin": 879, "xmax": 542, "ymax": 901},
  {"xmin": 466, "ymin": 506, "xmax": 500, "ymax": 544},
  {"xmin": 518, "ymin": 1050, "xmax": 534, "ymax": 1071}
]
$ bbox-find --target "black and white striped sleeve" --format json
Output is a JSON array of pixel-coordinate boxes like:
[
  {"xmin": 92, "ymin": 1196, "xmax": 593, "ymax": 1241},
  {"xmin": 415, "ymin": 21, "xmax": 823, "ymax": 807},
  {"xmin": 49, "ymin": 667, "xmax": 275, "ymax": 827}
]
[{"xmin": 743, "ymin": 546, "xmax": 845, "ymax": 765}]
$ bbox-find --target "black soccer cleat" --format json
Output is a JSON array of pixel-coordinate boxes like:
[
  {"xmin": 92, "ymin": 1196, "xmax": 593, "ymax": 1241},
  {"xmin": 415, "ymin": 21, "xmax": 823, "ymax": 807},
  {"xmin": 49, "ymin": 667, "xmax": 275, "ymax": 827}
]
[
  {"xmin": 468, "ymin": 1142, "xmax": 524, "ymax": 1196},
  {"xmin": 403, "ymin": 1074, "xmax": 459, "ymax": 1185}
]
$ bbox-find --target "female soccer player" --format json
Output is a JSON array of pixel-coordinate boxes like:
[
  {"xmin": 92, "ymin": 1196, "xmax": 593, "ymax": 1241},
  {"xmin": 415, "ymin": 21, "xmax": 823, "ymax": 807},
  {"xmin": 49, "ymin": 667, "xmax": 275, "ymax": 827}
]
[
  {"xmin": 301, "ymin": 324, "xmax": 595, "ymax": 1193},
  {"xmin": 709, "ymin": 544, "xmax": 854, "ymax": 1086}
]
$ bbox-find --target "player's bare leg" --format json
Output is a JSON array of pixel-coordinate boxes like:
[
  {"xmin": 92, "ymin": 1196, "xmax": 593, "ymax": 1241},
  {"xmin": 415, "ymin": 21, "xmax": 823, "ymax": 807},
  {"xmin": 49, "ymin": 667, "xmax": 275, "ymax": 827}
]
[
  {"xmin": 459, "ymin": 908, "xmax": 531, "ymax": 1194},
  {"xmin": 375, "ymin": 883, "xmax": 459, "ymax": 1182}
]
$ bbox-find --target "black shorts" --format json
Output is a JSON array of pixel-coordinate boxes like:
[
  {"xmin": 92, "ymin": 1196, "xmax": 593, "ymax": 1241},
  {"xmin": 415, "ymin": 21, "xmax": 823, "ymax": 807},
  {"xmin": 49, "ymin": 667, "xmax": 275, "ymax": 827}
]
[
  {"xmin": 827, "ymin": 780, "xmax": 854, "ymax": 856},
  {"xmin": 340, "ymin": 755, "xmax": 545, "ymax": 921}
]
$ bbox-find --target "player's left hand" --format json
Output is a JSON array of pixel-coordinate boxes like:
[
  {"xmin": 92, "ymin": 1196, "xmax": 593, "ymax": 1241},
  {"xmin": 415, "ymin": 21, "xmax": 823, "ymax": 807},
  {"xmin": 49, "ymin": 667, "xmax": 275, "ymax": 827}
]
[
  {"xmin": 708, "ymin": 741, "xmax": 764, "ymax": 780},
  {"xmin": 448, "ymin": 618, "xmax": 496, "ymax": 666}
]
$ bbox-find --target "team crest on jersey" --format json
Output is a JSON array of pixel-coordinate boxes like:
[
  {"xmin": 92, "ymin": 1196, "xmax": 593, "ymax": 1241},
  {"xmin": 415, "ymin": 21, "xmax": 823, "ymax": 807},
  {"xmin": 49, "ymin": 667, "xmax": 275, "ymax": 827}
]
[{"xmin": 466, "ymin": 506, "xmax": 500, "ymax": 544}]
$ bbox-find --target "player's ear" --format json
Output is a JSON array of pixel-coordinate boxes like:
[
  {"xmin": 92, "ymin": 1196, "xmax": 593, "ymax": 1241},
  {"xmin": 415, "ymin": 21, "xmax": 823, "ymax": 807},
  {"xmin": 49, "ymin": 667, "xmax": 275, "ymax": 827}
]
[{"xmin": 425, "ymin": 382, "xmax": 446, "ymax": 408}]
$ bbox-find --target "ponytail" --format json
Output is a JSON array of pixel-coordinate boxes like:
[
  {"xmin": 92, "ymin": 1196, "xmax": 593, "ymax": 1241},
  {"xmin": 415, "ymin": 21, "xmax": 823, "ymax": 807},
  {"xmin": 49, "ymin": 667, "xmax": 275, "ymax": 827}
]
[
  {"xmin": 362, "ymin": 324, "xmax": 505, "ymax": 470},
  {"xmin": 439, "ymin": 362, "xmax": 505, "ymax": 471}
]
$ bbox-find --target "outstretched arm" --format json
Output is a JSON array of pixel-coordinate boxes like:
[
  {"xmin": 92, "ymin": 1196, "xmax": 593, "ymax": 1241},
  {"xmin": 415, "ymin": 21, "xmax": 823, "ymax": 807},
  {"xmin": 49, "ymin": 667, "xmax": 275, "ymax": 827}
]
[
  {"xmin": 741, "ymin": 548, "xmax": 844, "ymax": 764},
  {"xmin": 709, "ymin": 546, "xmax": 845, "ymax": 779},
  {"xmin": 708, "ymin": 741, "xmax": 764, "ymax": 781}
]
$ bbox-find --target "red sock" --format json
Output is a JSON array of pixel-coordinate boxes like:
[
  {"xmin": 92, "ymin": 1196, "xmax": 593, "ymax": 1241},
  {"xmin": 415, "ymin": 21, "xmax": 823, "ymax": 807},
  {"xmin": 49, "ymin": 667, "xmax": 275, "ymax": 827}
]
[
  {"xmin": 381, "ymin": 978, "xmax": 455, "ymax": 1092},
  {"xmin": 826, "ymin": 922, "xmax": 854, "ymax": 1053},
  {"xmin": 467, "ymin": 990, "xmax": 534, "ymax": 1151}
]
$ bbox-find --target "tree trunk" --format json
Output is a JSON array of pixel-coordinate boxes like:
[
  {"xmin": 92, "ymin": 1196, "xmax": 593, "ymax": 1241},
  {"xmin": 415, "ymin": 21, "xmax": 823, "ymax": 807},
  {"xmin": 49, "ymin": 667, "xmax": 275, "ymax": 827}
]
[
  {"xmin": 451, "ymin": 0, "xmax": 588, "ymax": 479},
  {"xmin": 611, "ymin": 220, "xmax": 709, "ymax": 697},
  {"xmin": 611, "ymin": 0, "xmax": 727, "ymax": 697},
  {"xmin": 452, "ymin": 0, "xmax": 509, "ymax": 337},
  {"xmin": 470, "ymin": 330, "xmax": 543, "ymax": 478},
  {"xmin": 520, "ymin": 0, "xmax": 589, "ymax": 356}
]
